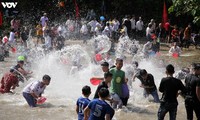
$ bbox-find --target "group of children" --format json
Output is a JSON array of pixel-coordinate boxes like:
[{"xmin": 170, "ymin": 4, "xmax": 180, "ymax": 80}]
[
  {"xmin": 75, "ymin": 58, "xmax": 200, "ymax": 120},
  {"xmin": 76, "ymin": 73, "xmax": 114, "ymax": 120}
]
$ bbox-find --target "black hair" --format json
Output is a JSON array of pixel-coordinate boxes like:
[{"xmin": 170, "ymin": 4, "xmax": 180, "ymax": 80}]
[
  {"xmin": 132, "ymin": 61, "xmax": 138, "ymax": 67},
  {"xmin": 101, "ymin": 62, "xmax": 109, "ymax": 67},
  {"xmin": 116, "ymin": 58, "xmax": 123, "ymax": 63},
  {"xmin": 104, "ymin": 72, "xmax": 112, "ymax": 79},
  {"xmin": 43, "ymin": 74, "xmax": 51, "ymax": 81},
  {"xmin": 10, "ymin": 68, "xmax": 15, "ymax": 73},
  {"xmin": 191, "ymin": 63, "xmax": 200, "ymax": 70},
  {"xmin": 140, "ymin": 69, "xmax": 147, "ymax": 76},
  {"xmin": 82, "ymin": 85, "xmax": 91, "ymax": 96},
  {"xmin": 106, "ymin": 22, "xmax": 109, "ymax": 26},
  {"xmin": 98, "ymin": 87, "xmax": 109, "ymax": 98},
  {"xmin": 18, "ymin": 60, "xmax": 24, "ymax": 64},
  {"xmin": 166, "ymin": 64, "xmax": 175, "ymax": 74}
]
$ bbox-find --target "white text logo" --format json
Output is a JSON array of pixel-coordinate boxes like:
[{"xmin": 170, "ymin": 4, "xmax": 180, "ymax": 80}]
[{"xmin": 1, "ymin": 2, "xmax": 18, "ymax": 8}]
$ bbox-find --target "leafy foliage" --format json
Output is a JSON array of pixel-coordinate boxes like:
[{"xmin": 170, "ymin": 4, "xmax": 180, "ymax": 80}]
[{"xmin": 169, "ymin": 0, "xmax": 200, "ymax": 25}]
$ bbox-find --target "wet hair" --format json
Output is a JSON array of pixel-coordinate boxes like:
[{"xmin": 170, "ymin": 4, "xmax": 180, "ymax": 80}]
[
  {"xmin": 82, "ymin": 85, "xmax": 91, "ymax": 96},
  {"xmin": 10, "ymin": 68, "xmax": 15, "ymax": 73},
  {"xmin": 101, "ymin": 62, "xmax": 109, "ymax": 67},
  {"xmin": 104, "ymin": 72, "xmax": 112, "ymax": 79},
  {"xmin": 42, "ymin": 74, "xmax": 51, "ymax": 82},
  {"xmin": 18, "ymin": 60, "xmax": 24, "ymax": 64},
  {"xmin": 132, "ymin": 61, "xmax": 138, "ymax": 67},
  {"xmin": 166, "ymin": 64, "xmax": 175, "ymax": 74},
  {"xmin": 116, "ymin": 58, "xmax": 123, "ymax": 63},
  {"xmin": 140, "ymin": 69, "xmax": 147, "ymax": 76},
  {"xmin": 98, "ymin": 87, "xmax": 109, "ymax": 98},
  {"xmin": 191, "ymin": 63, "xmax": 200, "ymax": 70},
  {"xmin": 11, "ymin": 28, "xmax": 15, "ymax": 32}
]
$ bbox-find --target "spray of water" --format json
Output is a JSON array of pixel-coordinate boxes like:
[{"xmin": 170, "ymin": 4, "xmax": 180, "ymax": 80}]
[{"xmin": 1, "ymin": 33, "xmax": 168, "ymax": 113}]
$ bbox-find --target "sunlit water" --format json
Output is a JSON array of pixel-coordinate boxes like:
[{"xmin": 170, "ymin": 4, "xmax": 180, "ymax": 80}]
[{"xmin": 1, "ymin": 35, "xmax": 199, "ymax": 120}]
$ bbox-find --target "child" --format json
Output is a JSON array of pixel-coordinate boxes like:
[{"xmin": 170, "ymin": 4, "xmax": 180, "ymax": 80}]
[
  {"xmin": 84, "ymin": 88, "xmax": 112, "ymax": 120},
  {"xmin": 76, "ymin": 85, "xmax": 91, "ymax": 120},
  {"xmin": 14, "ymin": 56, "xmax": 32, "ymax": 76},
  {"xmin": 109, "ymin": 58, "xmax": 126, "ymax": 109},
  {"xmin": 93, "ymin": 72, "xmax": 115, "ymax": 119},
  {"xmin": 0, "ymin": 68, "xmax": 19, "ymax": 94},
  {"xmin": 22, "ymin": 75, "xmax": 51, "ymax": 107},
  {"xmin": 93, "ymin": 72, "xmax": 112, "ymax": 99}
]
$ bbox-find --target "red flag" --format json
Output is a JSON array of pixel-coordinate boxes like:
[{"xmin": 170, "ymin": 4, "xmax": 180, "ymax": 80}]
[
  {"xmin": 162, "ymin": 0, "xmax": 168, "ymax": 27},
  {"xmin": 0, "ymin": 11, "xmax": 2, "ymax": 26},
  {"xmin": 73, "ymin": 0, "xmax": 80, "ymax": 19}
]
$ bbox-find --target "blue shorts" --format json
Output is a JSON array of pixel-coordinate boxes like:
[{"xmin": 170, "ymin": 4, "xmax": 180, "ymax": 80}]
[{"xmin": 23, "ymin": 92, "xmax": 37, "ymax": 107}]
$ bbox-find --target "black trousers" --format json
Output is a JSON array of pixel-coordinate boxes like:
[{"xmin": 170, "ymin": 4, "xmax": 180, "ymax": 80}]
[{"xmin": 185, "ymin": 98, "xmax": 200, "ymax": 120}]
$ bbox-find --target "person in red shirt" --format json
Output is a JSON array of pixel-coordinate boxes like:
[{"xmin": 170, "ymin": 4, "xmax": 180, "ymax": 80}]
[
  {"xmin": 164, "ymin": 20, "xmax": 173, "ymax": 43},
  {"xmin": 0, "ymin": 69, "xmax": 19, "ymax": 94},
  {"xmin": 171, "ymin": 25, "xmax": 179, "ymax": 43}
]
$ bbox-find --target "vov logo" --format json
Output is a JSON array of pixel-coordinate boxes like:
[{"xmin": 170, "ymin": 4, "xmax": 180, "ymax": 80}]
[{"xmin": 1, "ymin": 2, "xmax": 18, "ymax": 8}]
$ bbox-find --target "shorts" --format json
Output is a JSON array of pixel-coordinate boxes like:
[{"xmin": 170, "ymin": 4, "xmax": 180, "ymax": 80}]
[{"xmin": 111, "ymin": 93, "xmax": 123, "ymax": 109}]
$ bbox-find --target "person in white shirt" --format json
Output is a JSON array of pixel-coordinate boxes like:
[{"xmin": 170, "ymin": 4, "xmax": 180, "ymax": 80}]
[
  {"xmin": 87, "ymin": 18, "xmax": 98, "ymax": 36},
  {"xmin": 40, "ymin": 13, "xmax": 48, "ymax": 27},
  {"xmin": 102, "ymin": 22, "xmax": 111, "ymax": 37},
  {"xmin": 22, "ymin": 75, "xmax": 51, "ymax": 107},
  {"xmin": 120, "ymin": 24, "xmax": 128, "ymax": 37},
  {"xmin": 146, "ymin": 23, "xmax": 153, "ymax": 41},
  {"xmin": 94, "ymin": 22, "xmax": 102, "ymax": 36},
  {"xmin": 130, "ymin": 15, "xmax": 136, "ymax": 38},
  {"xmin": 112, "ymin": 18, "xmax": 120, "ymax": 32},
  {"xmin": 136, "ymin": 17, "xmax": 144, "ymax": 37},
  {"xmin": 111, "ymin": 18, "xmax": 120, "ymax": 41},
  {"xmin": 149, "ymin": 19, "xmax": 156, "ymax": 32},
  {"xmin": 169, "ymin": 42, "xmax": 182, "ymax": 56}
]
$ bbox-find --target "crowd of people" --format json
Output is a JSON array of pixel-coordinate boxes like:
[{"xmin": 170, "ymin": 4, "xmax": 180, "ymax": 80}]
[
  {"xmin": 1, "ymin": 11, "xmax": 200, "ymax": 60},
  {"xmin": 75, "ymin": 60, "xmax": 200, "ymax": 120},
  {"xmin": 0, "ymin": 10, "xmax": 200, "ymax": 120}
]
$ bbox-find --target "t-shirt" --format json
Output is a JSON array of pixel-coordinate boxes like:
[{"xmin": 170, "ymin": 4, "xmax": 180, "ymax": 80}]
[
  {"xmin": 130, "ymin": 19, "xmax": 136, "ymax": 29},
  {"xmin": 36, "ymin": 25, "xmax": 43, "ymax": 36},
  {"xmin": 76, "ymin": 97, "xmax": 90, "ymax": 120},
  {"xmin": 9, "ymin": 31, "xmax": 15, "ymax": 42},
  {"xmin": 88, "ymin": 99, "xmax": 111, "ymax": 120},
  {"xmin": 40, "ymin": 16, "xmax": 48, "ymax": 27},
  {"xmin": 142, "ymin": 74, "xmax": 157, "ymax": 94},
  {"xmin": 159, "ymin": 77, "xmax": 186, "ymax": 103},
  {"xmin": 21, "ymin": 31, "xmax": 28, "ymax": 41},
  {"xmin": 164, "ymin": 22, "xmax": 170, "ymax": 31},
  {"xmin": 94, "ymin": 81, "xmax": 108, "ymax": 99},
  {"xmin": 23, "ymin": 81, "xmax": 46, "ymax": 96},
  {"xmin": 0, "ymin": 72, "xmax": 18, "ymax": 93},
  {"xmin": 136, "ymin": 20, "xmax": 143, "ymax": 31},
  {"xmin": 185, "ymin": 74, "xmax": 200, "ymax": 101},
  {"xmin": 109, "ymin": 68, "xmax": 125, "ymax": 97}
]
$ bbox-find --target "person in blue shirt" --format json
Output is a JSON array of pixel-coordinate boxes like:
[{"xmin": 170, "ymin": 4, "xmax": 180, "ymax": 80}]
[
  {"xmin": 76, "ymin": 85, "xmax": 91, "ymax": 120},
  {"xmin": 84, "ymin": 88, "xmax": 112, "ymax": 120}
]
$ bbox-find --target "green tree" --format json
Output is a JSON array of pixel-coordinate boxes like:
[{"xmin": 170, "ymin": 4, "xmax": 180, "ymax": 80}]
[{"xmin": 169, "ymin": 0, "xmax": 200, "ymax": 25}]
